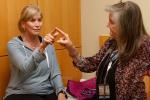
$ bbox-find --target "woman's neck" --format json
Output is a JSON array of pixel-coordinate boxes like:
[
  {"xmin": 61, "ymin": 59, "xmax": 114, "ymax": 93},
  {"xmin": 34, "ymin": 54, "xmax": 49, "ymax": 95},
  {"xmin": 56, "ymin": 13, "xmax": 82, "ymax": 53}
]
[{"xmin": 21, "ymin": 33, "xmax": 40, "ymax": 50}]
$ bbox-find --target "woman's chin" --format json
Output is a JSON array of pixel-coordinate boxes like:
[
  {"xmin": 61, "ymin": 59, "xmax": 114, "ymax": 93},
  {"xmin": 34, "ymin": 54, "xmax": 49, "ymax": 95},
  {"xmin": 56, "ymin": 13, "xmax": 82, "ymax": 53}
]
[
  {"xmin": 34, "ymin": 32, "xmax": 40, "ymax": 35},
  {"xmin": 109, "ymin": 32, "xmax": 113, "ymax": 37},
  {"xmin": 109, "ymin": 33, "xmax": 116, "ymax": 39}
]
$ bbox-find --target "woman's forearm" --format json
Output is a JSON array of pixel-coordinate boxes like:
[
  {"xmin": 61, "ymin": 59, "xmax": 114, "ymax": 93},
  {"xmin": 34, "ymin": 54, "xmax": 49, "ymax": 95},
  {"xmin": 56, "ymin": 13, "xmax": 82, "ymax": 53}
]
[{"xmin": 67, "ymin": 45, "xmax": 80, "ymax": 63}]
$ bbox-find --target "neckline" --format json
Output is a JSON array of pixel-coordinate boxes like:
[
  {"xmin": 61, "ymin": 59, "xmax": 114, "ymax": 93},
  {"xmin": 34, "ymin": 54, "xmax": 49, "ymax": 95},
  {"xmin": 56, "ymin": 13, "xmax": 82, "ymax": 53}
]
[{"xmin": 18, "ymin": 35, "xmax": 42, "ymax": 43}]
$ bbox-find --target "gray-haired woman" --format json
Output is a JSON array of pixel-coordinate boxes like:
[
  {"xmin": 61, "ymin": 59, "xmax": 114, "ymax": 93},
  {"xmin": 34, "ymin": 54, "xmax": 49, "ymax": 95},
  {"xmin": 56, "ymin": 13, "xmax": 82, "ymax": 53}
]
[{"xmin": 55, "ymin": 1, "xmax": 150, "ymax": 100}]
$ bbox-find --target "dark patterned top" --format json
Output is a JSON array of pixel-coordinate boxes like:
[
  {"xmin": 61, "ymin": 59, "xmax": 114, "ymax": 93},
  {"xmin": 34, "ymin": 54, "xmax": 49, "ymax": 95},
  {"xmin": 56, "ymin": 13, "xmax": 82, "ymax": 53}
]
[{"xmin": 73, "ymin": 36, "xmax": 150, "ymax": 100}]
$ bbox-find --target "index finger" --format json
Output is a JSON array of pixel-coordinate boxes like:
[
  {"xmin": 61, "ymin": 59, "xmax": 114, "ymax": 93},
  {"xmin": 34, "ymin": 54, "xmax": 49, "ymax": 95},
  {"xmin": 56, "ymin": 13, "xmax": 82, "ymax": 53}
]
[
  {"xmin": 50, "ymin": 28, "xmax": 57, "ymax": 35},
  {"xmin": 55, "ymin": 27, "xmax": 68, "ymax": 37}
]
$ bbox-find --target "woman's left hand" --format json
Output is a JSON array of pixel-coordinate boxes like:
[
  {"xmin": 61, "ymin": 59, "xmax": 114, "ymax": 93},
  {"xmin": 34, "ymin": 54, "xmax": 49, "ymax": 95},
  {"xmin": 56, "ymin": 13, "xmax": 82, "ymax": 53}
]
[{"xmin": 58, "ymin": 93, "xmax": 67, "ymax": 100}]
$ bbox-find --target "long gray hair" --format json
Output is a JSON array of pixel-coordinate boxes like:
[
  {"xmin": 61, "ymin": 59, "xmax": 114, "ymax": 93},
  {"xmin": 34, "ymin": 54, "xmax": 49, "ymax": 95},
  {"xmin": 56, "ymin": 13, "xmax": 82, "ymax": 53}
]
[{"xmin": 106, "ymin": 1, "xmax": 148, "ymax": 61}]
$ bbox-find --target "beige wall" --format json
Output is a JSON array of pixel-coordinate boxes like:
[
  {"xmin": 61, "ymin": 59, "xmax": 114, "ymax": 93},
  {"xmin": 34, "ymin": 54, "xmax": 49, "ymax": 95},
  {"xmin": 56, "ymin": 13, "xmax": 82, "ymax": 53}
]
[{"xmin": 81, "ymin": 0, "xmax": 150, "ymax": 79}]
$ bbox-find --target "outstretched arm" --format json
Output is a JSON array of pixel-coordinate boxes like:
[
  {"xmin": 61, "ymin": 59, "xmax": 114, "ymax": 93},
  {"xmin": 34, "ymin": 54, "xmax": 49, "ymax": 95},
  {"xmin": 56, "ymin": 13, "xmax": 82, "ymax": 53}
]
[{"xmin": 55, "ymin": 27, "xmax": 80, "ymax": 63}]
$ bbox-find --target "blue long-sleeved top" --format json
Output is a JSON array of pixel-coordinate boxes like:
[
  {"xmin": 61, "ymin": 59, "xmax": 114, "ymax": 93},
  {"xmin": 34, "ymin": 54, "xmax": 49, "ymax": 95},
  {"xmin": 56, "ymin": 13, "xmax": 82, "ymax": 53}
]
[{"xmin": 4, "ymin": 36, "xmax": 64, "ymax": 98}]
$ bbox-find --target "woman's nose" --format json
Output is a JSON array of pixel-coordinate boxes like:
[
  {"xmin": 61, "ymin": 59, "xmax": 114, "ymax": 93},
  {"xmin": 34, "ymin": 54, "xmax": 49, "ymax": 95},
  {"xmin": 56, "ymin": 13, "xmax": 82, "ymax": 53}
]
[
  {"xmin": 35, "ymin": 21, "xmax": 41, "ymax": 27},
  {"xmin": 107, "ymin": 23, "xmax": 109, "ymax": 28}
]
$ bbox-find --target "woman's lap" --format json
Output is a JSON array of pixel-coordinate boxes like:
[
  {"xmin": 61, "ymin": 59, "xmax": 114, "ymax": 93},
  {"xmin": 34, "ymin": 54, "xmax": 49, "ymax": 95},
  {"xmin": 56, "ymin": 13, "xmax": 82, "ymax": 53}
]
[{"xmin": 5, "ymin": 93, "xmax": 57, "ymax": 100}]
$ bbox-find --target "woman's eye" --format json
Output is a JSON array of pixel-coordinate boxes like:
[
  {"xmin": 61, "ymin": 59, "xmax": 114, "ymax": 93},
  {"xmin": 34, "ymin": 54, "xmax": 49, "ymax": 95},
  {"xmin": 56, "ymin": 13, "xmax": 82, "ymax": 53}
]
[
  {"xmin": 30, "ymin": 18, "xmax": 42, "ymax": 22},
  {"xmin": 38, "ymin": 18, "xmax": 42, "ymax": 22},
  {"xmin": 29, "ymin": 18, "xmax": 42, "ymax": 22},
  {"xmin": 30, "ymin": 19, "xmax": 36, "ymax": 22},
  {"xmin": 109, "ymin": 19, "xmax": 114, "ymax": 24}
]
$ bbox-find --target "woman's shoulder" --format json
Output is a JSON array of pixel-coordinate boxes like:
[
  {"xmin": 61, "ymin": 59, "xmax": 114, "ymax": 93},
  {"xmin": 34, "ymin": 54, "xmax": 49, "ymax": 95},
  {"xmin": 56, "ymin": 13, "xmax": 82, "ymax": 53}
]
[
  {"xmin": 134, "ymin": 35, "xmax": 150, "ymax": 61},
  {"xmin": 8, "ymin": 36, "xmax": 22, "ymax": 42},
  {"xmin": 8, "ymin": 36, "xmax": 22, "ymax": 45},
  {"xmin": 140, "ymin": 35, "xmax": 150, "ymax": 47}
]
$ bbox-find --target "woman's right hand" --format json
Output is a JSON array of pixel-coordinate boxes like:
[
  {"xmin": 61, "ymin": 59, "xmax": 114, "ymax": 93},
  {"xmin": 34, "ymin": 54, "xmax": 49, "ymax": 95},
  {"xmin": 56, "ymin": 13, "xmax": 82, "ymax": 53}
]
[
  {"xmin": 39, "ymin": 29, "xmax": 58, "ymax": 53},
  {"xmin": 43, "ymin": 33, "xmax": 55, "ymax": 45}
]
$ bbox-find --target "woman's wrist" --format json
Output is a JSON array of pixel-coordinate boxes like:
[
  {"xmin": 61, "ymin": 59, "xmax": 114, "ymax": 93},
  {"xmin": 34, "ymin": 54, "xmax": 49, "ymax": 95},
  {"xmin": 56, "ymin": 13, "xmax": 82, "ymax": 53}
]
[
  {"xmin": 58, "ymin": 90, "xmax": 68, "ymax": 99},
  {"xmin": 38, "ymin": 41, "xmax": 48, "ymax": 53},
  {"xmin": 68, "ymin": 45, "xmax": 78, "ymax": 57},
  {"xmin": 67, "ymin": 45, "xmax": 81, "ymax": 64}
]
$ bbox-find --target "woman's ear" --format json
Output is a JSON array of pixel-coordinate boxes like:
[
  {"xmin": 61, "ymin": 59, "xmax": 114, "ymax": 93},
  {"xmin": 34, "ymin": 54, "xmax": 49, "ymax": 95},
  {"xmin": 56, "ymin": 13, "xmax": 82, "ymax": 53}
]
[{"xmin": 21, "ymin": 21, "xmax": 26, "ymax": 31}]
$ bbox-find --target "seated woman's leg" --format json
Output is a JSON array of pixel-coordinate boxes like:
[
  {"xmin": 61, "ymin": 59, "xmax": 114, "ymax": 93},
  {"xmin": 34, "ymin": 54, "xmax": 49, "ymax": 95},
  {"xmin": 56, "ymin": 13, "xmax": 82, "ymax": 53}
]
[{"xmin": 5, "ymin": 94, "xmax": 43, "ymax": 100}]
